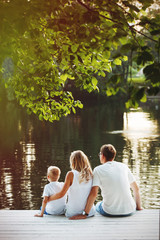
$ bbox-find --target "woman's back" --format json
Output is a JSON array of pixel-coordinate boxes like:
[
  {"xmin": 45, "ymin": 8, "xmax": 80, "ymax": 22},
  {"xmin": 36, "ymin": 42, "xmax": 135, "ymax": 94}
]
[{"xmin": 65, "ymin": 170, "xmax": 95, "ymax": 217}]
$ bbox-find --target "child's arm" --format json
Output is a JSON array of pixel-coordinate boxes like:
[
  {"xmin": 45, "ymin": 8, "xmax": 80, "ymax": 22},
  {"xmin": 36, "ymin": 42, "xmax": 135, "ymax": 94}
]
[
  {"xmin": 130, "ymin": 181, "xmax": 143, "ymax": 210},
  {"xmin": 34, "ymin": 196, "xmax": 49, "ymax": 217},
  {"xmin": 48, "ymin": 171, "xmax": 73, "ymax": 202}
]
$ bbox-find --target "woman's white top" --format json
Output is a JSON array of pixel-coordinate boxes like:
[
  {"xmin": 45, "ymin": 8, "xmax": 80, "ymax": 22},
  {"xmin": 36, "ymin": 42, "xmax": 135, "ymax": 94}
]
[
  {"xmin": 65, "ymin": 170, "xmax": 95, "ymax": 218},
  {"xmin": 93, "ymin": 161, "xmax": 136, "ymax": 215},
  {"xmin": 43, "ymin": 181, "xmax": 67, "ymax": 215}
]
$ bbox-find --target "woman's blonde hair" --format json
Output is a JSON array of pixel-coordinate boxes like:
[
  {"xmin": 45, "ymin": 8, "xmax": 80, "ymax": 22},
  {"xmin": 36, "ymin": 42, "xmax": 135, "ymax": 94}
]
[{"xmin": 70, "ymin": 150, "xmax": 92, "ymax": 183}]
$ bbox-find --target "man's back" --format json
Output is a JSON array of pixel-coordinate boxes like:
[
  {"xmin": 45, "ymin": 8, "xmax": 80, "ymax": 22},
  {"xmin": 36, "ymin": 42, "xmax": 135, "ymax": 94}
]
[{"xmin": 93, "ymin": 161, "xmax": 136, "ymax": 215}]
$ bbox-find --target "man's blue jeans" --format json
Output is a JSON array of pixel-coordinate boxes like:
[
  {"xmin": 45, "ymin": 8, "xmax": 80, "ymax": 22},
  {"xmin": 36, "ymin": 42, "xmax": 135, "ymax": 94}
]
[{"xmin": 96, "ymin": 201, "xmax": 135, "ymax": 217}]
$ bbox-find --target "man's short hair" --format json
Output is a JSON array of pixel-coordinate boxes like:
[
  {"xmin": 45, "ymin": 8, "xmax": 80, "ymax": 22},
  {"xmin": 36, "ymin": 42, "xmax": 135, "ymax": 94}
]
[{"xmin": 100, "ymin": 144, "xmax": 116, "ymax": 161}]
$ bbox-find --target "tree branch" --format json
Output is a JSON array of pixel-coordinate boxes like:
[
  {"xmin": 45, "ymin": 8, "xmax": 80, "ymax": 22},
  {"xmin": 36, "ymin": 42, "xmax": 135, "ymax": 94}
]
[
  {"xmin": 129, "ymin": 26, "xmax": 158, "ymax": 43},
  {"xmin": 76, "ymin": 0, "xmax": 91, "ymax": 11},
  {"xmin": 77, "ymin": 0, "xmax": 122, "ymax": 24},
  {"xmin": 76, "ymin": 0, "xmax": 158, "ymax": 43}
]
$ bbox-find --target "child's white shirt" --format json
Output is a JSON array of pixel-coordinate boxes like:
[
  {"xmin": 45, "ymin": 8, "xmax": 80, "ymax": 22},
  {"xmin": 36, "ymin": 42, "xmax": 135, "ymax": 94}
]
[{"xmin": 43, "ymin": 181, "xmax": 66, "ymax": 215}]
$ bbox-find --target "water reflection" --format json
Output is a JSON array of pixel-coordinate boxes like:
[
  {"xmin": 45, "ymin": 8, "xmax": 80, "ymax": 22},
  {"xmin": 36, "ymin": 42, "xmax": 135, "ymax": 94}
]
[
  {"xmin": 123, "ymin": 109, "xmax": 159, "ymax": 138},
  {"xmin": 122, "ymin": 109, "xmax": 160, "ymax": 209},
  {"xmin": 1, "ymin": 170, "xmax": 13, "ymax": 208},
  {"xmin": 0, "ymin": 101, "xmax": 160, "ymax": 210},
  {"xmin": 20, "ymin": 142, "xmax": 36, "ymax": 170},
  {"xmin": 21, "ymin": 142, "xmax": 36, "ymax": 209}
]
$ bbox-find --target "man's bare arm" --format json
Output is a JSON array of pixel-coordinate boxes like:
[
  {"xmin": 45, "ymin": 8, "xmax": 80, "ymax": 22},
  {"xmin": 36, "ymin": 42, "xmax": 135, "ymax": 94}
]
[
  {"xmin": 70, "ymin": 186, "xmax": 99, "ymax": 220},
  {"xmin": 130, "ymin": 181, "xmax": 143, "ymax": 210}
]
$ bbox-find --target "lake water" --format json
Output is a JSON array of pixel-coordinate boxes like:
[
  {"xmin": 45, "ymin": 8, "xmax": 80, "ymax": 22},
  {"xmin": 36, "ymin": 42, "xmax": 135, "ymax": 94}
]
[{"xmin": 0, "ymin": 98, "xmax": 160, "ymax": 210}]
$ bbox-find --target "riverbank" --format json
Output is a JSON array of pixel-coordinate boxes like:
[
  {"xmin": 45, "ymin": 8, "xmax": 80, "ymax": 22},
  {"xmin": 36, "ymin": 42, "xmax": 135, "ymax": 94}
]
[{"xmin": 0, "ymin": 209, "xmax": 159, "ymax": 240}]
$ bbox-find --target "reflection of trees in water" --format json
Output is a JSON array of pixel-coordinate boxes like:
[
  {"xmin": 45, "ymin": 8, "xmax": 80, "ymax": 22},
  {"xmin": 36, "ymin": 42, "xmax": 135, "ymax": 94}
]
[
  {"xmin": 121, "ymin": 138, "xmax": 160, "ymax": 209},
  {"xmin": 140, "ymin": 101, "xmax": 160, "ymax": 126},
  {"xmin": 0, "ymin": 99, "xmax": 125, "ymax": 209},
  {"xmin": 0, "ymin": 102, "xmax": 35, "ymax": 209},
  {"xmin": 121, "ymin": 107, "xmax": 160, "ymax": 208},
  {"xmin": 0, "ymin": 100, "xmax": 160, "ymax": 209},
  {"xmin": 137, "ymin": 139, "xmax": 160, "ymax": 209}
]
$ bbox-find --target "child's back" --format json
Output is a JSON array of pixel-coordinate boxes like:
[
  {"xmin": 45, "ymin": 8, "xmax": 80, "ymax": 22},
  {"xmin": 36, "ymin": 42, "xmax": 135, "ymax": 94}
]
[
  {"xmin": 34, "ymin": 166, "xmax": 66, "ymax": 217},
  {"xmin": 43, "ymin": 181, "xmax": 66, "ymax": 215}
]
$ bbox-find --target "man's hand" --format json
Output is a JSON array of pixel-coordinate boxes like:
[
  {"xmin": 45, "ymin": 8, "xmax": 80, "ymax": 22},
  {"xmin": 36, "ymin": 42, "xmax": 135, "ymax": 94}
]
[
  {"xmin": 136, "ymin": 207, "xmax": 144, "ymax": 211},
  {"xmin": 69, "ymin": 214, "xmax": 87, "ymax": 220},
  {"xmin": 34, "ymin": 214, "xmax": 43, "ymax": 217}
]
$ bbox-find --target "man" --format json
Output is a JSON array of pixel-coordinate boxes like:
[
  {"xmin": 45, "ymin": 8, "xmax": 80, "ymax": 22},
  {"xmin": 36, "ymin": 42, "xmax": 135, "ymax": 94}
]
[{"xmin": 70, "ymin": 144, "xmax": 143, "ymax": 219}]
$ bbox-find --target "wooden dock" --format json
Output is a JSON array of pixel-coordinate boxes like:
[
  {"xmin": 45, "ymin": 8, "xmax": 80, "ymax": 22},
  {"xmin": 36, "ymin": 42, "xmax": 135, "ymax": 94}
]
[{"xmin": 0, "ymin": 209, "xmax": 159, "ymax": 240}]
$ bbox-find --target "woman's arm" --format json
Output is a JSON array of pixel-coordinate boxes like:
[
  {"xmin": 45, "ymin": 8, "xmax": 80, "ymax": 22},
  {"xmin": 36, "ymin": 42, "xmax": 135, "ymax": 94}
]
[
  {"xmin": 130, "ymin": 181, "xmax": 143, "ymax": 210},
  {"xmin": 48, "ymin": 171, "xmax": 73, "ymax": 202},
  {"xmin": 34, "ymin": 196, "xmax": 48, "ymax": 217},
  {"xmin": 69, "ymin": 186, "xmax": 99, "ymax": 220}
]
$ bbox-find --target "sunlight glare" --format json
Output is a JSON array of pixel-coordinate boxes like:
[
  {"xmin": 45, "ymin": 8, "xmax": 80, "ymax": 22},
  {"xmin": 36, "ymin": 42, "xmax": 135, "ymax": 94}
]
[{"xmin": 123, "ymin": 110, "xmax": 159, "ymax": 138}]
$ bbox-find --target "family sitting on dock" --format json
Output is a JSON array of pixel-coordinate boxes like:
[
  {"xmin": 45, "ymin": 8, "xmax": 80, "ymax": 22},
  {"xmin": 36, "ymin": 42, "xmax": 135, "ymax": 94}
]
[{"xmin": 34, "ymin": 144, "xmax": 143, "ymax": 219}]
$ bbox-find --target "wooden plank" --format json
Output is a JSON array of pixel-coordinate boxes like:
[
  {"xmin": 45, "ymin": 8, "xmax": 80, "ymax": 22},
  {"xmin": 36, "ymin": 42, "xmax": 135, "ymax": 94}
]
[{"xmin": 0, "ymin": 210, "xmax": 159, "ymax": 240}]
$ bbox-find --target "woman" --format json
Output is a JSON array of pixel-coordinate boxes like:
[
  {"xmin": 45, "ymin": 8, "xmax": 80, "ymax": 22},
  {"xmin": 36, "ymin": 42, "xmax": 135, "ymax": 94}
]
[{"xmin": 48, "ymin": 150, "xmax": 95, "ymax": 218}]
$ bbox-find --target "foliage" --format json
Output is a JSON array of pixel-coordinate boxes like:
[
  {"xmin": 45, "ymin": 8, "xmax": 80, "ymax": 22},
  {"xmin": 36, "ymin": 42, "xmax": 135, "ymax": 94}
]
[{"xmin": 0, "ymin": 0, "xmax": 160, "ymax": 121}]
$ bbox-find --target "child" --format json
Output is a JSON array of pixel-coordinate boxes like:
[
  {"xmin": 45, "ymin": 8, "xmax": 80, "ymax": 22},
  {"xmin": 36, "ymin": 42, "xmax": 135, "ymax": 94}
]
[
  {"xmin": 34, "ymin": 166, "xmax": 67, "ymax": 217},
  {"xmin": 48, "ymin": 150, "xmax": 95, "ymax": 218}
]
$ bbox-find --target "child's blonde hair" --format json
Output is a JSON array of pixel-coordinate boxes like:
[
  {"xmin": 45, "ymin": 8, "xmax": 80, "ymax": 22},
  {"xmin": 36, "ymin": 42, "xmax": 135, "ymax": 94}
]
[
  {"xmin": 70, "ymin": 150, "xmax": 92, "ymax": 183},
  {"xmin": 47, "ymin": 166, "xmax": 61, "ymax": 181}
]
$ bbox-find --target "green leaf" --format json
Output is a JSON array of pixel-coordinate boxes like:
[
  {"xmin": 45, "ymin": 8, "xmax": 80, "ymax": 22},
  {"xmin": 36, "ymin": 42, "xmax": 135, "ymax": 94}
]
[
  {"xmin": 106, "ymin": 89, "xmax": 113, "ymax": 96},
  {"xmin": 140, "ymin": 93, "xmax": 147, "ymax": 103},
  {"xmin": 62, "ymin": 45, "xmax": 69, "ymax": 51},
  {"xmin": 60, "ymin": 74, "xmax": 68, "ymax": 81},
  {"xmin": 114, "ymin": 58, "xmax": 122, "ymax": 65},
  {"xmin": 104, "ymin": 51, "xmax": 110, "ymax": 59},
  {"xmin": 98, "ymin": 71, "xmax": 106, "ymax": 77},
  {"xmin": 150, "ymin": 29, "xmax": 160, "ymax": 36},
  {"xmin": 39, "ymin": 114, "xmax": 43, "ymax": 121},
  {"xmin": 72, "ymin": 107, "xmax": 76, "ymax": 114},
  {"xmin": 147, "ymin": 87, "xmax": 160, "ymax": 96},
  {"xmin": 143, "ymin": 63, "xmax": 160, "ymax": 83},
  {"xmin": 122, "ymin": 56, "xmax": 128, "ymax": 61},
  {"xmin": 92, "ymin": 77, "xmax": 98, "ymax": 87},
  {"xmin": 71, "ymin": 44, "xmax": 79, "ymax": 53},
  {"xmin": 122, "ymin": 1, "xmax": 140, "ymax": 12},
  {"xmin": 76, "ymin": 101, "xmax": 83, "ymax": 108},
  {"xmin": 137, "ymin": 51, "xmax": 153, "ymax": 65},
  {"xmin": 125, "ymin": 100, "xmax": 131, "ymax": 109}
]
